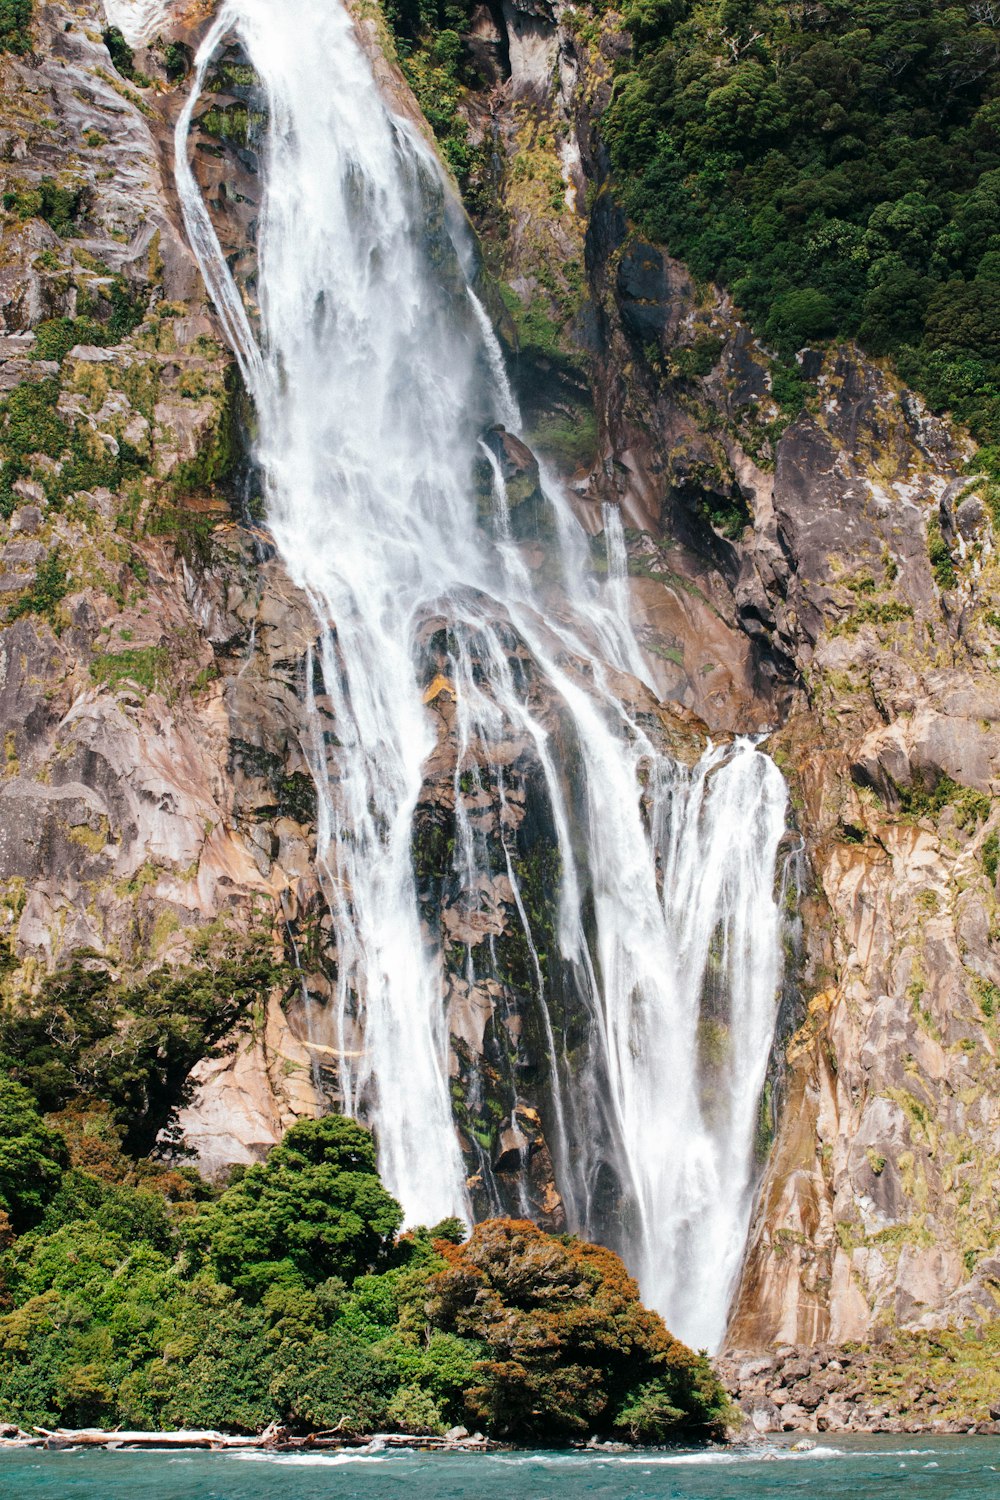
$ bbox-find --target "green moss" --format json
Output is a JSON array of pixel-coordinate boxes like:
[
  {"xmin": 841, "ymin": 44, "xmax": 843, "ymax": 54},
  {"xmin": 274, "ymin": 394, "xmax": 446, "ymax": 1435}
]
[
  {"xmin": 90, "ymin": 647, "xmax": 169, "ymax": 696},
  {"xmin": 895, "ymin": 774, "xmax": 991, "ymax": 828},
  {"xmin": 32, "ymin": 318, "xmax": 110, "ymax": 364},
  {"xmin": 0, "ymin": 378, "xmax": 68, "ymax": 461},
  {"xmin": 147, "ymin": 506, "xmax": 218, "ymax": 567},
  {"xmin": 972, "ymin": 976, "xmax": 1000, "ymax": 1020},
  {"xmin": 199, "ymin": 105, "xmax": 265, "ymax": 149},
  {"xmin": 528, "ymin": 407, "xmax": 599, "ymax": 471},
  {"xmin": 831, "ymin": 597, "xmax": 914, "ymax": 637},
  {"xmin": 166, "ymin": 366, "xmax": 239, "ymax": 496},
  {"xmin": 209, "ymin": 57, "xmax": 257, "ymax": 90},
  {"xmin": 671, "ymin": 335, "xmax": 723, "ymax": 380}
]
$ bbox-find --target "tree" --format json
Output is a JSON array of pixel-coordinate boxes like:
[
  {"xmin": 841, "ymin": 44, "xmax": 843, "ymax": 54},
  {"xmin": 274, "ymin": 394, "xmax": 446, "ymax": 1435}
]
[
  {"xmin": 0, "ymin": 0, "xmax": 32, "ymax": 55},
  {"xmin": 191, "ymin": 1116, "xmax": 404, "ymax": 1299},
  {"xmin": 0, "ymin": 1078, "xmax": 68, "ymax": 1232},
  {"xmin": 0, "ymin": 933, "xmax": 281, "ymax": 1155},
  {"xmin": 427, "ymin": 1218, "xmax": 730, "ymax": 1442}
]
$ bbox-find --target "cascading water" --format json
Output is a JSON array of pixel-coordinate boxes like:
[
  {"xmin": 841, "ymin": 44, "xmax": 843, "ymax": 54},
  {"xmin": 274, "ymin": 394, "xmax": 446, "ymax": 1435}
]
[{"xmin": 172, "ymin": 0, "xmax": 790, "ymax": 1350}]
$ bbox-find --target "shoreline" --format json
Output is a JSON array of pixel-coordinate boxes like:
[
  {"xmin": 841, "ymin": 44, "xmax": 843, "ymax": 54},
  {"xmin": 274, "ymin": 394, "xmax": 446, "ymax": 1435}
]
[
  {"xmin": 2, "ymin": 1423, "xmax": 999, "ymax": 1455},
  {"xmin": 0, "ymin": 1426, "xmax": 505, "ymax": 1454},
  {"xmin": 719, "ymin": 1344, "xmax": 1000, "ymax": 1438}
]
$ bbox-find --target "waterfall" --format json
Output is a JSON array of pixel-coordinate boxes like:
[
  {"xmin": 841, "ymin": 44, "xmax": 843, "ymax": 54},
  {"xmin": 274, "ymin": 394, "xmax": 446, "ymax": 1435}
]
[{"xmin": 173, "ymin": 0, "xmax": 789, "ymax": 1351}]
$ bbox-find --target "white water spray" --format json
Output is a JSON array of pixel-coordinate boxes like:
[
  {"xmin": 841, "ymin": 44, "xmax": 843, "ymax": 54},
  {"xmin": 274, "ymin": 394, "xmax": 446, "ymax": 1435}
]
[{"xmin": 175, "ymin": 0, "xmax": 789, "ymax": 1349}]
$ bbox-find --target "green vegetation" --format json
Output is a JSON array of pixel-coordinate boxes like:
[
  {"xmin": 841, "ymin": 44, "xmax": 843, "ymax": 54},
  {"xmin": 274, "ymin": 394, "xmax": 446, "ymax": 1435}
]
[
  {"xmin": 927, "ymin": 514, "xmax": 957, "ymax": 588},
  {"xmin": 857, "ymin": 1325, "xmax": 1000, "ymax": 1422},
  {"xmin": 429, "ymin": 1219, "xmax": 730, "ymax": 1441},
  {"xmin": 199, "ymin": 105, "xmax": 264, "ymax": 150},
  {"xmin": 102, "ymin": 26, "xmax": 151, "ymax": 88},
  {"xmin": 983, "ymin": 829, "xmax": 999, "ymax": 885},
  {"xmin": 0, "ymin": 1078, "xmax": 68, "ymax": 1234},
  {"xmin": 187, "ymin": 1115, "xmax": 404, "ymax": 1300},
  {"xmin": 162, "ymin": 42, "xmax": 190, "ymax": 83},
  {"xmin": 384, "ymin": 1, "xmax": 489, "ymax": 188},
  {"xmin": 0, "ymin": 933, "xmax": 281, "ymax": 1156},
  {"xmin": 7, "ymin": 548, "xmax": 70, "ymax": 631},
  {"xmin": 0, "ymin": 1080, "xmax": 726, "ymax": 1439},
  {"xmin": 0, "ymin": 0, "xmax": 31, "ymax": 55},
  {"xmin": 3, "ymin": 178, "xmax": 86, "ymax": 237},
  {"xmin": 894, "ymin": 774, "xmax": 992, "ymax": 828},
  {"xmin": 603, "ymin": 0, "xmax": 1000, "ymax": 448},
  {"xmin": 32, "ymin": 318, "xmax": 109, "ymax": 363},
  {"xmin": 0, "ymin": 279, "xmax": 152, "ymax": 526},
  {"xmin": 90, "ymin": 646, "xmax": 169, "ymax": 696}
]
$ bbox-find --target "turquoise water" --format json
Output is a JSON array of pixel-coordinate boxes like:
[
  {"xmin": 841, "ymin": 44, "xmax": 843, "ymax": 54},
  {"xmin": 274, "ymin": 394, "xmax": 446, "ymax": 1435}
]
[{"xmin": 1, "ymin": 1439, "xmax": 998, "ymax": 1499}]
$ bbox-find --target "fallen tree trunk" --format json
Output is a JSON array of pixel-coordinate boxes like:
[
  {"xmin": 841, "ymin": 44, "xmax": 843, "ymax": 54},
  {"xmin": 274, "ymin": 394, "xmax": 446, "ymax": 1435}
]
[{"xmin": 27, "ymin": 1427, "xmax": 500, "ymax": 1452}]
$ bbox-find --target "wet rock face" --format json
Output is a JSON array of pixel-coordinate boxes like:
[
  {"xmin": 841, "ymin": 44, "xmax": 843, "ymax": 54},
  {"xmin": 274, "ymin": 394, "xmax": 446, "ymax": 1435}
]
[
  {"xmin": 2, "ymin": 0, "xmax": 999, "ymax": 1366},
  {"xmin": 451, "ymin": 0, "xmax": 1000, "ymax": 1352}
]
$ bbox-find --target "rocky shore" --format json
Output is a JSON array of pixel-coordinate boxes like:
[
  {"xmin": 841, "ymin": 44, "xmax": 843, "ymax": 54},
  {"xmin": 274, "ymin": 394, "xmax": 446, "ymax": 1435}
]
[{"xmin": 719, "ymin": 1344, "xmax": 1000, "ymax": 1436}]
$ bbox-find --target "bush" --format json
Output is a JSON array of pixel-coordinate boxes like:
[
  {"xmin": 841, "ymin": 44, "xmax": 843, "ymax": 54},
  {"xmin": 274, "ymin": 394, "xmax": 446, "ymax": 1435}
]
[
  {"xmin": 0, "ymin": 934, "xmax": 281, "ymax": 1155},
  {"xmin": 7, "ymin": 547, "xmax": 70, "ymax": 631},
  {"xmin": 273, "ymin": 1327, "xmax": 398, "ymax": 1432},
  {"xmin": 0, "ymin": 1079, "xmax": 68, "ymax": 1233},
  {"xmin": 428, "ymin": 1218, "xmax": 730, "ymax": 1441},
  {"xmin": 191, "ymin": 1115, "xmax": 404, "ymax": 1298},
  {"xmin": 0, "ymin": 0, "xmax": 31, "ymax": 55}
]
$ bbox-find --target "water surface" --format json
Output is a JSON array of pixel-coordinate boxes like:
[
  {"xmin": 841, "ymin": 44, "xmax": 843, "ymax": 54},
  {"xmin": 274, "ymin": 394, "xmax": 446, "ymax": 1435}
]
[{"xmin": 2, "ymin": 1438, "xmax": 998, "ymax": 1499}]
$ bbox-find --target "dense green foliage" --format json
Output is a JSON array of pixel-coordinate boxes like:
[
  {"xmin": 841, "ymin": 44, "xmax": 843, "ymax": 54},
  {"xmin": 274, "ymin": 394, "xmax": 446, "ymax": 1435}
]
[
  {"xmin": 0, "ymin": 935, "xmax": 280, "ymax": 1155},
  {"xmin": 0, "ymin": 281, "xmax": 150, "ymax": 525},
  {"xmin": 102, "ymin": 26, "xmax": 150, "ymax": 88},
  {"xmin": 0, "ymin": 1077, "xmax": 726, "ymax": 1440},
  {"xmin": 429, "ymin": 1219, "xmax": 729, "ymax": 1440},
  {"xmin": 188, "ymin": 1116, "xmax": 404, "ymax": 1299},
  {"xmin": 384, "ymin": 0, "xmax": 490, "ymax": 190},
  {"xmin": 603, "ymin": 0, "xmax": 1000, "ymax": 445},
  {"xmin": 0, "ymin": 1079, "xmax": 68, "ymax": 1234},
  {"xmin": 0, "ymin": 0, "xmax": 31, "ymax": 55}
]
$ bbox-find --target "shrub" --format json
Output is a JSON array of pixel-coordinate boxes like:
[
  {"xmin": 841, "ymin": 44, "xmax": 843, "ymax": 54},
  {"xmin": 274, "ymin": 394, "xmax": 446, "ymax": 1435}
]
[
  {"xmin": 428, "ymin": 1218, "xmax": 729, "ymax": 1441},
  {"xmin": 7, "ymin": 547, "xmax": 70, "ymax": 631},
  {"xmin": 190, "ymin": 1115, "xmax": 404, "ymax": 1298},
  {"xmin": 0, "ymin": 933, "xmax": 281, "ymax": 1155},
  {"xmin": 0, "ymin": 0, "xmax": 31, "ymax": 55},
  {"xmin": 0, "ymin": 1078, "xmax": 68, "ymax": 1233}
]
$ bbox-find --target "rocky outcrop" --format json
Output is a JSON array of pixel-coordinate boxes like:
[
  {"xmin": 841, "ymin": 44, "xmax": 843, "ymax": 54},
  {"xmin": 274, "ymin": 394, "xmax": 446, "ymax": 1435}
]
[
  {"xmin": 718, "ymin": 1335, "xmax": 1000, "ymax": 1435},
  {"xmin": 0, "ymin": 2, "xmax": 331, "ymax": 1166}
]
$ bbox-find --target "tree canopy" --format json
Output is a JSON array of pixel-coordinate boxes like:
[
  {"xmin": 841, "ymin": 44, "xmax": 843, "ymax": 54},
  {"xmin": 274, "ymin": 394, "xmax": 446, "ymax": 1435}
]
[
  {"xmin": 0, "ymin": 1078, "xmax": 68, "ymax": 1234},
  {"xmin": 189, "ymin": 1115, "xmax": 405, "ymax": 1299},
  {"xmin": 428, "ymin": 1218, "xmax": 729, "ymax": 1441},
  {"xmin": 0, "ymin": 1089, "xmax": 726, "ymax": 1439},
  {"xmin": 602, "ymin": 0, "xmax": 1000, "ymax": 446}
]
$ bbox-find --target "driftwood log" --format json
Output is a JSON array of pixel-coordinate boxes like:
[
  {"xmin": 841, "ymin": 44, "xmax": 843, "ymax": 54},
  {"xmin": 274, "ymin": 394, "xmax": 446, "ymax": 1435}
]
[{"xmin": 16, "ymin": 1426, "xmax": 498, "ymax": 1452}]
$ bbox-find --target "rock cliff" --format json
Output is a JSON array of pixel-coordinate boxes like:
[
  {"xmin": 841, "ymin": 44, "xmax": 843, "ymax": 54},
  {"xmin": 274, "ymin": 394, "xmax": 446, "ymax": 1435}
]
[{"xmin": 1, "ymin": 0, "xmax": 998, "ymax": 1406}]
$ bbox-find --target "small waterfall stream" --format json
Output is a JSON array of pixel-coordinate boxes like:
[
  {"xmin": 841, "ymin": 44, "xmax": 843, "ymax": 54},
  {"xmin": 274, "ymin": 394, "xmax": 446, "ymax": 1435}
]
[{"xmin": 171, "ymin": 0, "xmax": 790, "ymax": 1351}]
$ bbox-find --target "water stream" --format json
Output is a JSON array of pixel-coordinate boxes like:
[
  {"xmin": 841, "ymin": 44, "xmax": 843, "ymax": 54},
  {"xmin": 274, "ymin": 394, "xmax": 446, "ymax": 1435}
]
[{"xmin": 170, "ymin": 0, "xmax": 790, "ymax": 1351}]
